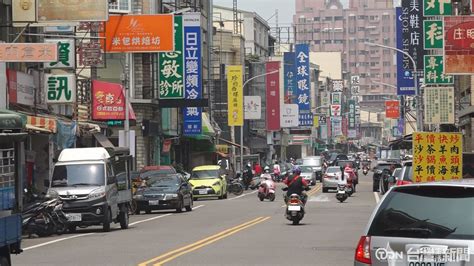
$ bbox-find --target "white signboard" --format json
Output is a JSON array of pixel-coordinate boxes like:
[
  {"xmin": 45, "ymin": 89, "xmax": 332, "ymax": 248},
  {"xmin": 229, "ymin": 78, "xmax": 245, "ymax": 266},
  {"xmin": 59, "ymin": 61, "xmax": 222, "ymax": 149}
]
[
  {"xmin": 330, "ymin": 104, "xmax": 341, "ymax": 116},
  {"xmin": 45, "ymin": 74, "xmax": 76, "ymax": 103},
  {"xmin": 44, "ymin": 39, "xmax": 75, "ymax": 69},
  {"xmin": 348, "ymin": 129, "xmax": 357, "ymax": 139},
  {"xmin": 424, "ymin": 87, "xmax": 455, "ymax": 124},
  {"xmin": 332, "ymin": 79, "xmax": 344, "ymax": 92},
  {"xmin": 8, "ymin": 70, "xmax": 35, "ymax": 106},
  {"xmin": 0, "ymin": 62, "xmax": 6, "ymax": 109},
  {"xmin": 244, "ymin": 96, "xmax": 261, "ymax": 120},
  {"xmin": 280, "ymin": 104, "xmax": 299, "ymax": 128},
  {"xmin": 320, "ymin": 124, "xmax": 328, "ymax": 140},
  {"xmin": 331, "ymin": 116, "xmax": 342, "ymax": 136}
]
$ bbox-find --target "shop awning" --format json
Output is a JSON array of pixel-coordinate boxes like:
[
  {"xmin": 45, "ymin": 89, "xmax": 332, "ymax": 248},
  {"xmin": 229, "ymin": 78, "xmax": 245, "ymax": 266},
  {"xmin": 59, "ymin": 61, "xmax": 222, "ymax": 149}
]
[
  {"xmin": 202, "ymin": 112, "xmax": 216, "ymax": 136},
  {"xmin": 93, "ymin": 133, "xmax": 115, "ymax": 148},
  {"xmin": 26, "ymin": 115, "xmax": 57, "ymax": 133}
]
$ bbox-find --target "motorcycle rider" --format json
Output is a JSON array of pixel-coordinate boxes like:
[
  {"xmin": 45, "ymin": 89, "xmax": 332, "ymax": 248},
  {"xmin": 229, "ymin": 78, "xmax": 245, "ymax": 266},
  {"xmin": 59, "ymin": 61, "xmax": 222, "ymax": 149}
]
[
  {"xmin": 243, "ymin": 162, "xmax": 253, "ymax": 190},
  {"xmin": 283, "ymin": 166, "xmax": 309, "ymax": 204},
  {"xmin": 273, "ymin": 160, "xmax": 281, "ymax": 181},
  {"xmin": 344, "ymin": 163, "xmax": 356, "ymax": 192}
]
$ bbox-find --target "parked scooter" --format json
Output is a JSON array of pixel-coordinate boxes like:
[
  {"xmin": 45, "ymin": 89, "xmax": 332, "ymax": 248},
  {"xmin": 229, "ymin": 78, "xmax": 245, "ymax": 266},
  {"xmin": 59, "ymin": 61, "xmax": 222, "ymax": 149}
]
[
  {"xmin": 227, "ymin": 175, "xmax": 244, "ymax": 196},
  {"xmin": 335, "ymin": 183, "xmax": 348, "ymax": 203},
  {"xmin": 22, "ymin": 198, "xmax": 69, "ymax": 237},
  {"xmin": 257, "ymin": 174, "xmax": 276, "ymax": 201}
]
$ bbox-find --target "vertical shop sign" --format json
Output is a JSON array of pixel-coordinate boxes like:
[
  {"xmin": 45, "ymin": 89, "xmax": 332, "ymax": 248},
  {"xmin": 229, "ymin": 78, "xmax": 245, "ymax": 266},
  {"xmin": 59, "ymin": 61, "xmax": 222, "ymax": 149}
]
[
  {"xmin": 424, "ymin": 55, "xmax": 453, "ymax": 84},
  {"xmin": 283, "ymin": 52, "xmax": 296, "ymax": 104},
  {"xmin": 348, "ymin": 100, "xmax": 356, "ymax": 129},
  {"xmin": 183, "ymin": 13, "xmax": 202, "ymax": 135},
  {"xmin": 396, "ymin": 7, "xmax": 415, "ymax": 95},
  {"xmin": 401, "ymin": 0, "xmax": 425, "ymax": 71},
  {"xmin": 295, "ymin": 44, "xmax": 312, "ymax": 126},
  {"xmin": 266, "ymin": 61, "xmax": 281, "ymax": 131},
  {"xmin": 424, "ymin": 86, "xmax": 455, "ymax": 124},
  {"xmin": 424, "ymin": 20, "xmax": 444, "ymax": 49},
  {"xmin": 159, "ymin": 16, "xmax": 184, "ymax": 99},
  {"xmin": 227, "ymin": 66, "xmax": 243, "ymax": 126}
]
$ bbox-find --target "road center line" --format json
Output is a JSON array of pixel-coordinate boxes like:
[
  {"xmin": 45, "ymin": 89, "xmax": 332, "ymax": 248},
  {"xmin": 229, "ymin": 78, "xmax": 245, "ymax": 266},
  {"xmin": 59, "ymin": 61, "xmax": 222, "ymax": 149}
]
[
  {"xmin": 138, "ymin": 216, "xmax": 268, "ymax": 266},
  {"xmin": 23, "ymin": 233, "xmax": 95, "ymax": 251},
  {"xmin": 153, "ymin": 216, "xmax": 271, "ymax": 266},
  {"xmin": 227, "ymin": 190, "xmax": 257, "ymax": 201},
  {"xmin": 374, "ymin": 192, "xmax": 380, "ymax": 203}
]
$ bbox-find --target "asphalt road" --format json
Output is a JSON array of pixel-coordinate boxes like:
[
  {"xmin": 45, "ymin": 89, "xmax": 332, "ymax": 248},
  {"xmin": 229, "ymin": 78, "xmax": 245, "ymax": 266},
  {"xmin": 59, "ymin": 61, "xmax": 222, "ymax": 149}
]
[{"xmin": 13, "ymin": 172, "xmax": 377, "ymax": 266}]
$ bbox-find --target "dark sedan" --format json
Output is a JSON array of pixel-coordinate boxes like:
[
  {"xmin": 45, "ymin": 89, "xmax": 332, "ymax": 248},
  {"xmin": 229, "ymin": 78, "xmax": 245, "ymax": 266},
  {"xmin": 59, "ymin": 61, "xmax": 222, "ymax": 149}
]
[
  {"xmin": 133, "ymin": 174, "xmax": 193, "ymax": 214},
  {"xmin": 372, "ymin": 161, "xmax": 401, "ymax": 192}
]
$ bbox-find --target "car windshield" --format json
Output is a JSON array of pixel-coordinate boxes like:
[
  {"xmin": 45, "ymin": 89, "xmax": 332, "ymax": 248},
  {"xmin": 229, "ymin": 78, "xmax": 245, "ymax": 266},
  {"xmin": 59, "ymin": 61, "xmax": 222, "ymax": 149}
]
[
  {"xmin": 191, "ymin": 170, "xmax": 219, "ymax": 179},
  {"xmin": 402, "ymin": 165, "xmax": 413, "ymax": 181},
  {"xmin": 299, "ymin": 166, "xmax": 313, "ymax": 172},
  {"xmin": 51, "ymin": 164, "xmax": 105, "ymax": 187},
  {"xmin": 141, "ymin": 170, "xmax": 173, "ymax": 180},
  {"xmin": 326, "ymin": 167, "xmax": 340, "ymax": 173},
  {"xmin": 393, "ymin": 168, "xmax": 402, "ymax": 178},
  {"xmin": 368, "ymin": 186, "xmax": 474, "ymax": 239},
  {"xmin": 148, "ymin": 175, "xmax": 180, "ymax": 188},
  {"xmin": 302, "ymin": 158, "xmax": 321, "ymax": 166}
]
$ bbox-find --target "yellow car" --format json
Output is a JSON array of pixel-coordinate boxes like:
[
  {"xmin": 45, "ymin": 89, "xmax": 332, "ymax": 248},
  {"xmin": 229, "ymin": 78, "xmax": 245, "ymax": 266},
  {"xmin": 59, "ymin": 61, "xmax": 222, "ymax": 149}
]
[{"xmin": 189, "ymin": 165, "xmax": 227, "ymax": 200}]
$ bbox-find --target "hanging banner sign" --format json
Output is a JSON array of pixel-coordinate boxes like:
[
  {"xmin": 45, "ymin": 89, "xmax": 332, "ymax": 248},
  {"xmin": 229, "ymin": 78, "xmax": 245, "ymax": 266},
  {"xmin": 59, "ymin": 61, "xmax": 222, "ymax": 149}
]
[
  {"xmin": 331, "ymin": 116, "xmax": 342, "ymax": 137},
  {"xmin": 266, "ymin": 61, "xmax": 281, "ymax": 131},
  {"xmin": 183, "ymin": 13, "xmax": 202, "ymax": 135},
  {"xmin": 331, "ymin": 79, "xmax": 344, "ymax": 92},
  {"xmin": 413, "ymin": 132, "xmax": 462, "ymax": 183},
  {"xmin": 283, "ymin": 52, "xmax": 296, "ymax": 104},
  {"xmin": 331, "ymin": 92, "xmax": 341, "ymax": 104},
  {"xmin": 0, "ymin": 43, "xmax": 58, "ymax": 62},
  {"xmin": 401, "ymin": 0, "xmax": 425, "ymax": 71},
  {"xmin": 385, "ymin": 100, "xmax": 400, "ymax": 119},
  {"xmin": 444, "ymin": 16, "xmax": 474, "ymax": 74},
  {"xmin": 396, "ymin": 7, "xmax": 415, "ymax": 95},
  {"xmin": 244, "ymin": 96, "xmax": 262, "ymax": 120},
  {"xmin": 280, "ymin": 104, "xmax": 299, "ymax": 128},
  {"xmin": 6, "ymin": 69, "xmax": 35, "ymax": 106},
  {"xmin": 424, "ymin": 86, "xmax": 455, "ymax": 124},
  {"xmin": 295, "ymin": 44, "xmax": 312, "ymax": 126},
  {"xmin": 348, "ymin": 100, "xmax": 356, "ymax": 129},
  {"xmin": 227, "ymin": 65, "xmax": 243, "ymax": 126},
  {"xmin": 159, "ymin": 16, "xmax": 184, "ymax": 99}
]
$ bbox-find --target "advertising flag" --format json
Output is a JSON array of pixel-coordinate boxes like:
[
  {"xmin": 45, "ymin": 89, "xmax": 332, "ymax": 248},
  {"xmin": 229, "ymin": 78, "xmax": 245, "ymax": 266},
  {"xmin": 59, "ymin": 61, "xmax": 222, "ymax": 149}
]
[
  {"xmin": 385, "ymin": 100, "xmax": 400, "ymax": 119},
  {"xmin": 266, "ymin": 61, "xmax": 281, "ymax": 131},
  {"xmin": 227, "ymin": 66, "xmax": 243, "ymax": 126}
]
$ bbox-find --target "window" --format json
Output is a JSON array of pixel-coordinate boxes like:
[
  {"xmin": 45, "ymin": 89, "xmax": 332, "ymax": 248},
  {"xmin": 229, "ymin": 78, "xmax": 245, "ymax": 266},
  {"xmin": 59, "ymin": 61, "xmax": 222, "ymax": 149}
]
[
  {"xmin": 324, "ymin": 39, "xmax": 332, "ymax": 44},
  {"xmin": 334, "ymin": 39, "xmax": 344, "ymax": 44},
  {"xmin": 107, "ymin": 163, "xmax": 116, "ymax": 184},
  {"xmin": 314, "ymin": 17, "xmax": 320, "ymax": 21},
  {"xmin": 324, "ymin": 16, "xmax": 332, "ymax": 21},
  {"xmin": 314, "ymin": 40, "xmax": 321, "ymax": 44},
  {"xmin": 383, "ymin": 61, "xmax": 391, "ymax": 66},
  {"xmin": 358, "ymin": 27, "xmax": 365, "ymax": 31},
  {"xmin": 109, "ymin": 0, "xmax": 131, "ymax": 13},
  {"xmin": 358, "ymin": 15, "xmax": 367, "ymax": 20},
  {"xmin": 349, "ymin": 51, "xmax": 356, "ymax": 55},
  {"xmin": 383, "ymin": 73, "xmax": 391, "ymax": 78},
  {"xmin": 383, "ymin": 50, "xmax": 391, "ymax": 55},
  {"xmin": 334, "ymin": 16, "xmax": 344, "ymax": 21}
]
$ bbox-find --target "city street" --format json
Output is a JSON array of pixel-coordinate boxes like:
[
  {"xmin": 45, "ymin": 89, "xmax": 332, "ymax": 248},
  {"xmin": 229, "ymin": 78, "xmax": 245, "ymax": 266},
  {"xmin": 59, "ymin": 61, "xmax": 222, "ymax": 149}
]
[{"xmin": 13, "ymin": 172, "xmax": 377, "ymax": 266}]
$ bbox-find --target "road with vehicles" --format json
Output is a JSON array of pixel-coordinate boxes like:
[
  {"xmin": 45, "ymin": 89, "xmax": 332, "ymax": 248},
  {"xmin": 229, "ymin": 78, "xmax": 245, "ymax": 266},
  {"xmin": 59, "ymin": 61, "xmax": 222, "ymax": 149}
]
[{"xmin": 13, "ymin": 172, "xmax": 377, "ymax": 266}]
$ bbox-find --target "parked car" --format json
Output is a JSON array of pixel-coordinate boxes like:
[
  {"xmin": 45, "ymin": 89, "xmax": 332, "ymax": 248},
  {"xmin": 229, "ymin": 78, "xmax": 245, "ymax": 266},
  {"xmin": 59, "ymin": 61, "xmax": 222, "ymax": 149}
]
[
  {"xmin": 302, "ymin": 156, "xmax": 324, "ymax": 182},
  {"xmin": 327, "ymin": 153, "xmax": 349, "ymax": 166},
  {"xmin": 189, "ymin": 165, "xmax": 228, "ymax": 200},
  {"xmin": 395, "ymin": 160, "xmax": 413, "ymax": 187},
  {"xmin": 298, "ymin": 165, "xmax": 316, "ymax": 185},
  {"xmin": 355, "ymin": 179, "xmax": 474, "ymax": 265},
  {"xmin": 133, "ymin": 173, "xmax": 193, "ymax": 214},
  {"xmin": 322, "ymin": 166, "xmax": 342, "ymax": 192},
  {"xmin": 372, "ymin": 161, "xmax": 401, "ymax": 192}
]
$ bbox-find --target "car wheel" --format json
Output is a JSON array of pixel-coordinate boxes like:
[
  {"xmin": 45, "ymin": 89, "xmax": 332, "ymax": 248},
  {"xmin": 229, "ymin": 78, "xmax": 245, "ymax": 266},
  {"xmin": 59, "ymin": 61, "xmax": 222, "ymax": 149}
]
[
  {"xmin": 193, "ymin": 197, "xmax": 197, "ymax": 201},
  {"xmin": 119, "ymin": 209, "xmax": 129, "ymax": 229},
  {"xmin": 68, "ymin": 225, "xmax": 76, "ymax": 233},
  {"xmin": 176, "ymin": 199, "xmax": 183, "ymax": 213},
  {"xmin": 102, "ymin": 208, "xmax": 111, "ymax": 232},
  {"xmin": 223, "ymin": 191, "xmax": 228, "ymax": 199},
  {"xmin": 145, "ymin": 209, "xmax": 152, "ymax": 214},
  {"xmin": 135, "ymin": 208, "xmax": 141, "ymax": 215},
  {"xmin": 185, "ymin": 197, "xmax": 193, "ymax": 212}
]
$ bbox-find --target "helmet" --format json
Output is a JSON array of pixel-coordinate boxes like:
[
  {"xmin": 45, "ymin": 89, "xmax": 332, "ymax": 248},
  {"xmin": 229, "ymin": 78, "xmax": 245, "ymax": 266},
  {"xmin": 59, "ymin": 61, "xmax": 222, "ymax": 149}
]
[
  {"xmin": 292, "ymin": 165, "xmax": 301, "ymax": 175},
  {"xmin": 264, "ymin": 166, "xmax": 270, "ymax": 173}
]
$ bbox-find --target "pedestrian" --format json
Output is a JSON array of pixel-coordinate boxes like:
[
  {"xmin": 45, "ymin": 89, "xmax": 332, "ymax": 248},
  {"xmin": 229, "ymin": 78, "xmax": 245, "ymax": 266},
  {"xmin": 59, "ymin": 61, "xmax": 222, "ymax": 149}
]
[{"xmin": 254, "ymin": 161, "xmax": 263, "ymax": 176}]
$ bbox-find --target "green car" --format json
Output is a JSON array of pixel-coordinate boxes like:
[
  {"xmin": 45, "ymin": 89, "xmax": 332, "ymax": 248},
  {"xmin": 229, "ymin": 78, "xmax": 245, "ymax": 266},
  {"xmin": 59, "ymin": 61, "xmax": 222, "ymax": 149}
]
[{"xmin": 189, "ymin": 165, "xmax": 227, "ymax": 200}]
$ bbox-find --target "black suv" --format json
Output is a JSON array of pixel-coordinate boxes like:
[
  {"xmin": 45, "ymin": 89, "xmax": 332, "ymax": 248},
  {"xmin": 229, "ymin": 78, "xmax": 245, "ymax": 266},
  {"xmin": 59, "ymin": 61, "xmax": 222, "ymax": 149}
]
[{"xmin": 372, "ymin": 161, "xmax": 401, "ymax": 192}]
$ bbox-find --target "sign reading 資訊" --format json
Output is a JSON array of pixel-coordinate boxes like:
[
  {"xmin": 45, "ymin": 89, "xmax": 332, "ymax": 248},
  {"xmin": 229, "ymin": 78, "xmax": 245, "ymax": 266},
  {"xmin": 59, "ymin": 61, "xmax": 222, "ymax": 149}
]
[
  {"xmin": 413, "ymin": 132, "xmax": 462, "ymax": 183},
  {"xmin": 45, "ymin": 74, "xmax": 76, "ymax": 103}
]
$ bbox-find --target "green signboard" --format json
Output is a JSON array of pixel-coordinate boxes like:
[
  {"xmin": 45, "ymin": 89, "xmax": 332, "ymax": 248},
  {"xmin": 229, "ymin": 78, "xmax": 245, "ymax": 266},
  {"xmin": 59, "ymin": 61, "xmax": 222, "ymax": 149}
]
[
  {"xmin": 424, "ymin": 20, "xmax": 443, "ymax": 49},
  {"xmin": 159, "ymin": 16, "xmax": 184, "ymax": 99},
  {"xmin": 423, "ymin": 0, "xmax": 452, "ymax": 16},
  {"xmin": 424, "ymin": 55, "xmax": 453, "ymax": 84}
]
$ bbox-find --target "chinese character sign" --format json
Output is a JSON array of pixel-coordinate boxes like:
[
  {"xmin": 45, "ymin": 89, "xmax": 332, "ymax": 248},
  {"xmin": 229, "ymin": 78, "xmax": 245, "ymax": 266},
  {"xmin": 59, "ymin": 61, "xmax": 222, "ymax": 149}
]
[
  {"xmin": 45, "ymin": 74, "xmax": 76, "ymax": 103},
  {"xmin": 104, "ymin": 14, "xmax": 174, "ymax": 53},
  {"xmin": 331, "ymin": 117, "xmax": 342, "ymax": 137},
  {"xmin": 183, "ymin": 13, "xmax": 202, "ymax": 135},
  {"xmin": 159, "ymin": 16, "xmax": 184, "ymax": 99},
  {"xmin": 348, "ymin": 100, "xmax": 356, "ymax": 129},
  {"xmin": 396, "ymin": 7, "xmax": 415, "ymax": 95},
  {"xmin": 424, "ymin": 86, "xmax": 455, "ymax": 124},
  {"xmin": 401, "ymin": 0, "xmax": 425, "ymax": 71},
  {"xmin": 266, "ymin": 61, "xmax": 281, "ymax": 131},
  {"xmin": 44, "ymin": 39, "xmax": 75, "ymax": 69},
  {"xmin": 0, "ymin": 43, "xmax": 58, "ymax": 62},
  {"xmin": 244, "ymin": 96, "xmax": 261, "ymax": 120},
  {"xmin": 444, "ymin": 16, "xmax": 474, "ymax": 74},
  {"xmin": 295, "ymin": 44, "xmax": 312, "ymax": 126},
  {"xmin": 423, "ymin": 0, "xmax": 452, "ymax": 16},
  {"xmin": 423, "ymin": 20, "xmax": 444, "ymax": 49},
  {"xmin": 227, "ymin": 65, "xmax": 243, "ymax": 126},
  {"xmin": 280, "ymin": 104, "xmax": 299, "ymax": 128},
  {"xmin": 92, "ymin": 80, "xmax": 135, "ymax": 120},
  {"xmin": 283, "ymin": 52, "xmax": 296, "ymax": 104},
  {"xmin": 331, "ymin": 79, "xmax": 344, "ymax": 92},
  {"xmin": 424, "ymin": 55, "xmax": 453, "ymax": 84},
  {"xmin": 413, "ymin": 132, "xmax": 462, "ymax": 183},
  {"xmin": 385, "ymin": 100, "xmax": 400, "ymax": 119}
]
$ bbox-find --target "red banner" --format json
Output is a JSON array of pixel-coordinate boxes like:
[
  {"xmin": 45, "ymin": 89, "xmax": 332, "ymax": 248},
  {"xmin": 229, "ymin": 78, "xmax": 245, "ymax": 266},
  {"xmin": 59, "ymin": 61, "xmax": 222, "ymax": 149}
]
[
  {"xmin": 444, "ymin": 16, "xmax": 474, "ymax": 74},
  {"xmin": 92, "ymin": 80, "xmax": 136, "ymax": 120},
  {"xmin": 385, "ymin": 100, "xmax": 400, "ymax": 119},
  {"xmin": 266, "ymin": 61, "xmax": 281, "ymax": 131}
]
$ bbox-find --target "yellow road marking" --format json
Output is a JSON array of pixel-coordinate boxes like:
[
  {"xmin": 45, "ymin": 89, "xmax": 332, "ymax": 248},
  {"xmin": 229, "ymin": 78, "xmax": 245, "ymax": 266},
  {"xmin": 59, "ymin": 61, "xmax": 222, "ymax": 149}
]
[{"xmin": 138, "ymin": 216, "xmax": 270, "ymax": 266}]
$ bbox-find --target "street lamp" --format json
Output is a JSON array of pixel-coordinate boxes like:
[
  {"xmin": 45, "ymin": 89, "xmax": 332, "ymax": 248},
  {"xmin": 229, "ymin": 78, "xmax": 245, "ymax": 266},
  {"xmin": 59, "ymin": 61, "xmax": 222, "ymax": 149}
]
[
  {"xmin": 238, "ymin": 69, "xmax": 279, "ymax": 173},
  {"xmin": 364, "ymin": 41, "xmax": 423, "ymax": 131}
]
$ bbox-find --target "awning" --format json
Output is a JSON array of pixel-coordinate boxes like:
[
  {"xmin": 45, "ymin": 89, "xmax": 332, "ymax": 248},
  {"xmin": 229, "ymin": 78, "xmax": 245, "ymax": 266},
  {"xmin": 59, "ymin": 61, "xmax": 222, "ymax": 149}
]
[
  {"xmin": 202, "ymin": 112, "xmax": 216, "ymax": 136},
  {"xmin": 93, "ymin": 133, "xmax": 115, "ymax": 148},
  {"xmin": 26, "ymin": 115, "xmax": 57, "ymax": 133}
]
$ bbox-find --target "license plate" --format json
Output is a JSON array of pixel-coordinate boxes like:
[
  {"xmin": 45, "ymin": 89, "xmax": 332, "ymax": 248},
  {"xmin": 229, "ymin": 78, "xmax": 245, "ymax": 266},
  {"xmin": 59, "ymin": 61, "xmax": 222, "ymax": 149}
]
[
  {"xmin": 337, "ymin": 191, "xmax": 346, "ymax": 194},
  {"xmin": 149, "ymin": 200, "xmax": 159, "ymax": 206},
  {"xmin": 66, "ymin": 213, "xmax": 81, "ymax": 222},
  {"xmin": 198, "ymin": 189, "xmax": 207, "ymax": 195},
  {"xmin": 288, "ymin": 205, "xmax": 301, "ymax": 211}
]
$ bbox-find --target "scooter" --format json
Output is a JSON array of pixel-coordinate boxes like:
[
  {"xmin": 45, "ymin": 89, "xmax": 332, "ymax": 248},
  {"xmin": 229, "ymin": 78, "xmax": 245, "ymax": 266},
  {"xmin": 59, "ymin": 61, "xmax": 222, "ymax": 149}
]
[
  {"xmin": 257, "ymin": 174, "xmax": 276, "ymax": 201},
  {"xmin": 284, "ymin": 193, "xmax": 305, "ymax": 225},
  {"xmin": 335, "ymin": 183, "xmax": 348, "ymax": 203},
  {"xmin": 22, "ymin": 198, "xmax": 69, "ymax": 237},
  {"xmin": 227, "ymin": 176, "xmax": 244, "ymax": 196},
  {"xmin": 362, "ymin": 167, "xmax": 369, "ymax": 176}
]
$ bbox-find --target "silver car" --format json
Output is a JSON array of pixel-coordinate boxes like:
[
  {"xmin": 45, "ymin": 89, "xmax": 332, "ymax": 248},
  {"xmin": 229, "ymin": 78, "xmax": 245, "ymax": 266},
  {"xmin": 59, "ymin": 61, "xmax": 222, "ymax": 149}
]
[
  {"xmin": 355, "ymin": 179, "xmax": 474, "ymax": 265},
  {"xmin": 322, "ymin": 166, "xmax": 342, "ymax": 192},
  {"xmin": 298, "ymin": 165, "xmax": 316, "ymax": 185}
]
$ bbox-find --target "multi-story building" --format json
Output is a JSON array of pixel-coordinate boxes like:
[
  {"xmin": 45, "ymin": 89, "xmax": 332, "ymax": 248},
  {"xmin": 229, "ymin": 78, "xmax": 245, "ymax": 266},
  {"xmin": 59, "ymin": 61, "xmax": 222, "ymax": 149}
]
[{"xmin": 294, "ymin": 0, "xmax": 396, "ymax": 108}]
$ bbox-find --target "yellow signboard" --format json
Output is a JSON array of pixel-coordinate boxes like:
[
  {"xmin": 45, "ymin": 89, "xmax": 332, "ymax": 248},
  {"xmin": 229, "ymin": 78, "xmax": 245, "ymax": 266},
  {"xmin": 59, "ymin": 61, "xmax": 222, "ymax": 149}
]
[
  {"xmin": 413, "ymin": 132, "xmax": 463, "ymax": 183},
  {"xmin": 216, "ymin": 144, "xmax": 229, "ymax": 154},
  {"xmin": 313, "ymin": 116, "xmax": 319, "ymax": 128},
  {"xmin": 227, "ymin": 65, "xmax": 243, "ymax": 126}
]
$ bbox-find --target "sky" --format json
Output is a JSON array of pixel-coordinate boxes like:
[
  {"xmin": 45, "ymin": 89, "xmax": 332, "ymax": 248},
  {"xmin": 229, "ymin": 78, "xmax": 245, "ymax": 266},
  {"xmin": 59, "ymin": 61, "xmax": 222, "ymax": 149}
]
[{"xmin": 213, "ymin": 0, "xmax": 350, "ymax": 26}]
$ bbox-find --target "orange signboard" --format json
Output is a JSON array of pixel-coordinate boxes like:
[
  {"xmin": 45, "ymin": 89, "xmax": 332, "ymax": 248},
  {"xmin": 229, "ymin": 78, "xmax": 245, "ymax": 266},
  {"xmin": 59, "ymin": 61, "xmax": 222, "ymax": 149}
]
[
  {"xmin": 103, "ymin": 15, "xmax": 174, "ymax": 53},
  {"xmin": 0, "ymin": 43, "xmax": 58, "ymax": 62},
  {"xmin": 385, "ymin": 100, "xmax": 400, "ymax": 119}
]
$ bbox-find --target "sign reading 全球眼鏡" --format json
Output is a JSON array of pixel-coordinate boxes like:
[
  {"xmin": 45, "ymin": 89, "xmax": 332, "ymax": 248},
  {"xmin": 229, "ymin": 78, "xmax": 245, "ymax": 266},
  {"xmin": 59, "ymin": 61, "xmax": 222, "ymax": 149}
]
[{"xmin": 295, "ymin": 44, "xmax": 312, "ymax": 126}]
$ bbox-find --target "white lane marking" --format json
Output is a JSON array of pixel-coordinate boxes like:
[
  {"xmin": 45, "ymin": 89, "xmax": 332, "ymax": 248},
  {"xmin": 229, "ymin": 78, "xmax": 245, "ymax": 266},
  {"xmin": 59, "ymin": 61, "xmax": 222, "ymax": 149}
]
[
  {"xmin": 129, "ymin": 213, "xmax": 172, "ymax": 226},
  {"xmin": 374, "ymin": 192, "xmax": 380, "ymax": 203},
  {"xmin": 192, "ymin": 204, "xmax": 205, "ymax": 210},
  {"xmin": 227, "ymin": 190, "xmax": 257, "ymax": 201},
  {"xmin": 23, "ymin": 233, "xmax": 95, "ymax": 251}
]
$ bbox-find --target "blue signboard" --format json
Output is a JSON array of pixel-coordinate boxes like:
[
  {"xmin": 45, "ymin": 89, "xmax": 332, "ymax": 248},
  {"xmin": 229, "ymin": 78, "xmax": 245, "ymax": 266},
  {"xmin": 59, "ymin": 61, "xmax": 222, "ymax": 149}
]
[
  {"xmin": 396, "ymin": 7, "xmax": 416, "ymax": 95},
  {"xmin": 397, "ymin": 117, "xmax": 405, "ymax": 137},
  {"xmin": 294, "ymin": 44, "xmax": 312, "ymax": 126},
  {"xmin": 183, "ymin": 13, "xmax": 202, "ymax": 135},
  {"xmin": 283, "ymin": 52, "xmax": 296, "ymax": 104}
]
